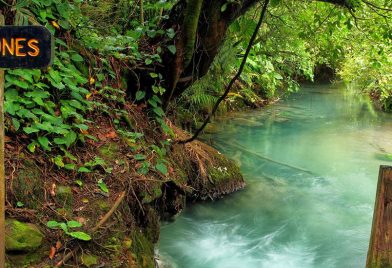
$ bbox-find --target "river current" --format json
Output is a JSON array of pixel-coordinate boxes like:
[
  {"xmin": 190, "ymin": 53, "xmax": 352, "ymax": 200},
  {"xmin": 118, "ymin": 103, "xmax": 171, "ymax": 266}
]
[{"xmin": 158, "ymin": 83, "xmax": 392, "ymax": 268}]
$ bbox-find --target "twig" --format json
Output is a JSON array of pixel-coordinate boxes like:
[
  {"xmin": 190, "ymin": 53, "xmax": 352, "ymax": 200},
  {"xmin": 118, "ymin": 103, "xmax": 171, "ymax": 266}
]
[
  {"xmin": 91, "ymin": 191, "xmax": 125, "ymax": 233},
  {"xmin": 55, "ymin": 191, "xmax": 126, "ymax": 267},
  {"xmin": 362, "ymin": 0, "xmax": 392, "ymax": 12}
]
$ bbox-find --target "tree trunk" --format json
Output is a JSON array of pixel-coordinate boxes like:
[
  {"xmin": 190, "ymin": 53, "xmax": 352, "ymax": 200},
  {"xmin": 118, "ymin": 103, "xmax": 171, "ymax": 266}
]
[
  {"xmin": 127, "ymin": 0, "xmax": 353, "ymax": 104},
  {"xmin": 160, "ymin": 0, "xmax": 260, "ymax": 104}
]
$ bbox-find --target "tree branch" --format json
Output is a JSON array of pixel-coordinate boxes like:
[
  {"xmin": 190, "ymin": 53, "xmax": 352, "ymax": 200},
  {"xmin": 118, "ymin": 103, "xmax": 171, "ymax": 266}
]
[
  {"xmin": 177, "ymin": 0, "xmax": 270, "ymax": 144},
  {"xmin": 362, "ymin": 0, "xmax": 392, "ymax": 12}
]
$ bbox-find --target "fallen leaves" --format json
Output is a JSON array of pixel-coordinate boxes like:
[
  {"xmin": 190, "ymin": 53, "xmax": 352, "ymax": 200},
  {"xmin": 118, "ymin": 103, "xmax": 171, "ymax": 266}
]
[
  {"xmin": 89, "ymin": 77, "xmax": 95, "ymax": 85},
  {"xmin": 49, "ymin": 241, "xmax": 62, "ymax": 260},
  {"xmin": 97, "ymin": 129, "xmax": 118, "ymax": 141},
  {"xmin": 49, "ymin": 247, "xmax": 56, "ymax": 260},
  {"xmin": 51, "ymin": 21, "xmax": 60, "ymax": 30}
]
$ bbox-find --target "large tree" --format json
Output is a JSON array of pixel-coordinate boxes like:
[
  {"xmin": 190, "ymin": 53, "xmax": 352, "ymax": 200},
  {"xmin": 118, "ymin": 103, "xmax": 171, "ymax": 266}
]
[{"xmin": 141, "ymin": 0, "xmax": 358, "ymax": 104}]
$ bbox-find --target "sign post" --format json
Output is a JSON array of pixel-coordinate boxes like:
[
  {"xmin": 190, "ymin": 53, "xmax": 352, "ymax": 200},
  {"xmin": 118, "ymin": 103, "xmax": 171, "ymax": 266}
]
[
  {"xmin": 0, "ymin": 13, "xmax": 4, "ymax": 268},
  {"xmin": 0, "ymin": 16, "xmax": 53, "ymax": 267}
]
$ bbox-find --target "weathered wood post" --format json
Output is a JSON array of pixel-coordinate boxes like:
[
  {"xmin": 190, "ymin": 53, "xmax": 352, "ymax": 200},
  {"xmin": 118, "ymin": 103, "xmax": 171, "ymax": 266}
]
[
  {"xmin": 0, "ymin": 12, "xmax": 5, "ymax": 267},
  {"xmin": 367, "ymin": 165, "xmax": 392, "ymax": 267}
]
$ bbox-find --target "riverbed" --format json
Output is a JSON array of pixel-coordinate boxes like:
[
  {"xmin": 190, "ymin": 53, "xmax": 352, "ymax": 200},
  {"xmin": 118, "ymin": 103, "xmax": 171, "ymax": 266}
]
[{"xmin": 158, "ymin": 83, "xmax": 392, "ymax": 268}]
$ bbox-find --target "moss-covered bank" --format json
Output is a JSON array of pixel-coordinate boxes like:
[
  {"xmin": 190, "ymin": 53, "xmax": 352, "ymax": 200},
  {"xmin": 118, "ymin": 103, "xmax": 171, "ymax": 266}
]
[{"xmin": 5, "ymin": 113, "xmax": 244, "ymax": 268}]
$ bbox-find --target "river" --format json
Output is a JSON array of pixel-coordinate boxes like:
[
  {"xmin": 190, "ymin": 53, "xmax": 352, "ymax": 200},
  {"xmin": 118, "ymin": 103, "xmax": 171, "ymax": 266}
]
[{"xmin": 158, "ymin": 83, "xmax": 392, "ymax": 268}]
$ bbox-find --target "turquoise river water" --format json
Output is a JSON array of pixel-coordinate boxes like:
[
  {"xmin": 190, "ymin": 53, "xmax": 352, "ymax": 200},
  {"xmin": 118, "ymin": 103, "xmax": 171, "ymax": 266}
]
[{"xmin": 158, "ymin": 83, "xmax": 392, "ymax": 268}]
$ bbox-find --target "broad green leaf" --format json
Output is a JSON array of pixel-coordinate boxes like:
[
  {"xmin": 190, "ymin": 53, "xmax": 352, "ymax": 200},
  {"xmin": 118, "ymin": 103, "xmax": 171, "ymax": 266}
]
[
  {"xmin": 67, "ymin": 221, "xmax": 82, "ymax": 228},
  {"xmin": 78, "ymin": 167, "xmax": 91, "ymax": 173},
  {"xmin": 155, "ymin": 162, "xmax": 168, "ymax": 175},
  {"xmin": 5, "ymin": 76, "xmax": 29, "ymax": 89},
  {"xmin": 64, "ymin": 163, "xmax": 76, "ymax": 170},
  {"xmin": 135, "ymin": 91, "xmax": 146, "ymax": 101},
  {"xmin": 38, "ymin": 136, "xmax": 51, "ymax": 151},
  {"xmin": 47, "ymin": 221, "xmax": 60, "ymax": 228},
  {"xmin": 54, "ymin": 137, "xmax": 67, "ymax": 145},
  {"xmin": 23, "ymin": 126, "xmax": 40, "ymax": 134},
  {"xmin": 167, "ymin": 45, "xmax": 176, "ymax": 55},
  {"xmin": 221, "ymin": 3, "xmax": 228, "ymax": 12},
  {"xmin": 48, "ymin": 69, "xmax": 62, "ymax": 84},
  {"xmin": 68, "ymin": 231, "xmax": 91, "ymax": 241},
  {"xmin": 134, "ymin": 154, "xmax": 146, "ymax": 161},
  {"xmin": 12, "ymin": 118, "xmax": 20, "ymax": 131},
  {"xmin": 149, "ymin": 73, "xmax": 158, "ymax": 78},
  {"xmin": 98, "ymin": 179, "xmax": 109, "ymax": 193},
  {"xmin": 65, "ymin": 131, "xmax": 77, "ymax": 147},
  {"xmin": 71, "ymin": 53, "xmax": 84, "ymax": 62},
  {"xmin": 59, "ymin": 222, "xmax": 68, "ymax": 233},
  {"xmin": 27, "ymin": 142, "xmax": 37, "ymax": 153},
  {"xmin": 53, "ymin": 155, "xmax": 65, "ymax": 168}
]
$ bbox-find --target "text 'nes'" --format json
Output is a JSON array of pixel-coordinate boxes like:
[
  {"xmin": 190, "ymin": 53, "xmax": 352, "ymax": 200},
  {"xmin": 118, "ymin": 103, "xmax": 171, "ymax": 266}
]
[{"xmin": 0, "ymin": 26, "xmax": 53, "ymax": 69}]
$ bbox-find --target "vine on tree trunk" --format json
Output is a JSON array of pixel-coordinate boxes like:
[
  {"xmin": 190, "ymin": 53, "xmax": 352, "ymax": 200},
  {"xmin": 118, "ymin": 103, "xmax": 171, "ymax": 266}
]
[{"xmin": 178, "ymin": 0, "xmax": 271, "ymax": 144}]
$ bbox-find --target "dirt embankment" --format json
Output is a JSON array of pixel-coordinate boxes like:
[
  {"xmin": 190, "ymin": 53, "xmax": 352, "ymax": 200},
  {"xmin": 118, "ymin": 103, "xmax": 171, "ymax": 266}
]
[{"xmin": 5, "ymin": 109, "xmax": 245, "ymax": 268}]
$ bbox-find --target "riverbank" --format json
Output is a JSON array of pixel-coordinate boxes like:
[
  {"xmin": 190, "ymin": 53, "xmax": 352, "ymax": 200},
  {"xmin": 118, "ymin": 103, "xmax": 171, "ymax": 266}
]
[{"xmin": 5, "ymin": 104, "xmax": 245, "ymax": 267}]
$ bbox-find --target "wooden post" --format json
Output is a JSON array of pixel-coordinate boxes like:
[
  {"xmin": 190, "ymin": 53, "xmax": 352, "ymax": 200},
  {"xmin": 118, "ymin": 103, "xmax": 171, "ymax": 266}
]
[
  {"xmin": 0, "ymin": 12, "xmax": 5, "ymax": 268},
  {"xmin": 367, "ymin": 165, "xmax": 392, "ymax": 267}
]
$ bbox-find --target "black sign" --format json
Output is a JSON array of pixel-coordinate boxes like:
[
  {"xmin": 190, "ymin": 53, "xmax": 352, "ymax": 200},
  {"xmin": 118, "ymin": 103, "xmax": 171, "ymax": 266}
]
[{"xmin": 0, "ymin": 26, "xmax": 53, "ymax": 69}]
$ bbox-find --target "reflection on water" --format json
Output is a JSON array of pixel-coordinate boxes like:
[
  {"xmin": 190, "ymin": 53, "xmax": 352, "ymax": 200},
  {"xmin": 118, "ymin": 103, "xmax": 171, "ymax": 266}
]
[{"xmin": 158, "ymin": 83, "xmax": 392, "ymax": 268}]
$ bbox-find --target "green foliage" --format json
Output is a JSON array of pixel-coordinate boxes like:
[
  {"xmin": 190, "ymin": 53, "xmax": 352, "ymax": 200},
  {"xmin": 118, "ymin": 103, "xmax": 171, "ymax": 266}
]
[
  {"xmin": 6, "ymin": 0, "xmax": 392, "ymax": 185},
  {"xmin": 6, "ymin": 0, "xmax": 174, "ymax": 171},
  {"xmin": 47, "ymin": 220, "xmax": 92, "ymax": 241},
  {"xmin": 178, "ymin": 0, "xmax": 319, "ymax": 123},
  {"xmin": 78, "ymin": 157, "xmax": 112, "ymax": 174},
  {"xmin": 6, "ymin": 1, "xmax": 92, "ymax": 155},
  {"xmin": 134, "ymin": 143, "xmax": 169, "ymax": 176},
  {"xmin": 178, "ymin": 41, "xmax": 236, "ymax": 121},
  {"xmin": 336, "ymin": 0, "xmax": 392, "ymax": 111},
  {"xmin": 178, "ymin": 0, "xmax": 392, "ymax": 126},
  {"xmin": 97, "ymin": 179, "xmax": 109, "ymax": 193}
]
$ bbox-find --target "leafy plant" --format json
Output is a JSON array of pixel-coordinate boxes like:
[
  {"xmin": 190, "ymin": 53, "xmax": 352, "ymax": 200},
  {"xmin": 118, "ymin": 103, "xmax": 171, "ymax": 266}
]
[
  {"xmin": 47, "ymin": 220, "xmax": 91, "ymax": 241},
  {"xmin": 78, "ymin": 157, "xmax": 112, "ymax": 174}
]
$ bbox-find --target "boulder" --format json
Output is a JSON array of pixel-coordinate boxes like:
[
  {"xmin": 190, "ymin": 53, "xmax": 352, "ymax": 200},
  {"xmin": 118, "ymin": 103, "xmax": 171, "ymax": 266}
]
[{"xmin": 5, "ymin": 219, "xmax": 44, "ymax": 252}]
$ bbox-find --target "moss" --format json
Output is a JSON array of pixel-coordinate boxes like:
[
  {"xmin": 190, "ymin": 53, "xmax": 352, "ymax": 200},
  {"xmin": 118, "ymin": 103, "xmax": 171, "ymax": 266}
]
[
  {"xmin": 199, "ymin": 147, "xmax": 245, "ymax": 199},
  {"xmin": 183, "ymin": 0, "xmax": 204, "ymax": 67},
  {"xmin": 98, "ymin": 142, "xmax": 121, "ymax": 161},
  {"xmin": 122, "ymin": 237, "xmax": 133, "ymax": 250},
  {"xmin": 6, "ymin": 249, "xmax": 47, "ymax": 268},
  {"xmin": 56, "ymin": 208, "xmax": 72, "ymax": 219},
  {"xmin": 130, "ymin": 229, "xmax": 155, "ymax": 268},
  {"xmin": 93, "ymin": 198, "xmax": 111, "ymax": 213},
  {"xmin": 80, "ymin": 254, "xmax": 99, "ymax": 267},
  {"xmin": 12, "ymin": 160, "xmax": 44, "ymax": 210},
  {"xmin": 5, "ymin": 219, "xmax": 44, "ymax": 252},
  {"xmin": 209, "ymin": 153, "xmax": 242, "ymax": 183},
  {"xmin": 105, "ymin": 235, "xmax": 123, "ymax": 251},
  {"xmin": 55, "ymin": 185, "xmax": 73, "ymax": 212},
  {"xmin": 144, "ymin": 207, "xmax": 160, "ymax": 243},
  {"xmin": 141, "ymin": 182, "xmax": 163, "ymax": 204}
]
